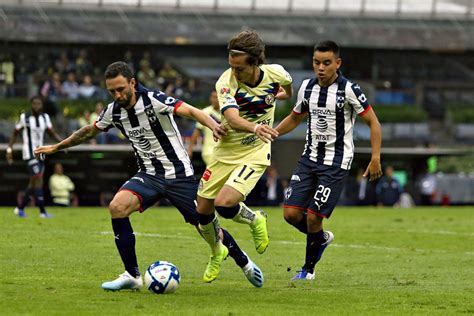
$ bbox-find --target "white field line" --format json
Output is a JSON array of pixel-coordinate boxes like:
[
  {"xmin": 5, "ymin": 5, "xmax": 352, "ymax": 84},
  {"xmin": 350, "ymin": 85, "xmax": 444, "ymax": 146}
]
[{"xmin": 98, "ymin": 231, "xmax": 474, "ymax": 255}]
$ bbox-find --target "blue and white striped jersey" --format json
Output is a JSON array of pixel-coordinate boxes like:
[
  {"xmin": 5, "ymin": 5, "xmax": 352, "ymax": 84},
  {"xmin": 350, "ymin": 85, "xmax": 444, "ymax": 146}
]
[
  {"xmin": 15, "ymin": 112, "xmax": 53, "ymax": 161},
  {"xmin": 293, "ymin": 75, "xmax": 371, "ymax": 170},
  {"xmin": 95, "ymin": 84, "xmax": 194, "ymax": 179}
]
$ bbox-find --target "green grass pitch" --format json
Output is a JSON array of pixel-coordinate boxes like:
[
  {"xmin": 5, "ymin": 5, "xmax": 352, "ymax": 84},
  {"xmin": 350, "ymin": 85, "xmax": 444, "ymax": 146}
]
[{"xmin": 1, "ymin": 206, "xmax": 473, "ymax": 315}]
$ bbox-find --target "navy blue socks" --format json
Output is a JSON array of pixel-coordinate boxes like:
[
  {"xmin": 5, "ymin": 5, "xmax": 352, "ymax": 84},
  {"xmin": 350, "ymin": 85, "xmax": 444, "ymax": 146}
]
[{"xmin": 111, "ymin": 217, "xmax": 139, "ymax": 278}]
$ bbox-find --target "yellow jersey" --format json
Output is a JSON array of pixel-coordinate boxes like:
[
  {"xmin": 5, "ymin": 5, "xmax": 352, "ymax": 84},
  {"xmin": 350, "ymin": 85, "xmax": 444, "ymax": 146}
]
[{"xmin": 214, "ymin": 64, "xmax": 292, "ymax": 166}]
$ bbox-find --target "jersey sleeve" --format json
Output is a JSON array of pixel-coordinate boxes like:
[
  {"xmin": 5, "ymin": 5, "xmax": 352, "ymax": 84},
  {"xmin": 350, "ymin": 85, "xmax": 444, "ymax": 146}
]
[
  {"xmin": 292, "ymin": 79, "xmax": 310, "ymax": 114},
  {"xmin": 216, "ymin": 69, "xmax": 238, "ymax": 114},
  {"xmin": 94, "ymin": 103, "xmax": 114, "ymax": 131},
  {"xmin": 44, "ymin": 114, "xmax": 53, "ymax": 129},
  {"xmin": 346, "ymin": 82, "xmax": 371, "ymax": 116},
  {"xmin": 15, "ymin": 113, "xmax": 25, "ymax": 131},
  {"xmin": 150, "ymin": 90, "xmax": 183, "ymax": 114},
  {"xmin": 267, "ymin": 64, "xmax": 293, "ymax": 86}
]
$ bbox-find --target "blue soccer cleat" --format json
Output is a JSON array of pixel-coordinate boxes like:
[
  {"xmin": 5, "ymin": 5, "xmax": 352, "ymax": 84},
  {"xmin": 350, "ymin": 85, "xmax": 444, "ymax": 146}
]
[{"xmin": 292, "ymin": 269, "xmax": 315, "ymax": 280}]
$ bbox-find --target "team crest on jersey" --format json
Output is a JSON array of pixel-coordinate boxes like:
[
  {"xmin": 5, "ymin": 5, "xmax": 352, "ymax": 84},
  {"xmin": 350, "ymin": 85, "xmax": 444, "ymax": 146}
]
[
  {"xmin": 336, "ymin": 95, "xmax": 345, "ymax": 109},
  {"xmin": 264, "ymin": 94, "xmax": 275, "ymax": 105},
  {"xmin": 145, "ymin": 107, "xmax": 157, "ymax": 122}
]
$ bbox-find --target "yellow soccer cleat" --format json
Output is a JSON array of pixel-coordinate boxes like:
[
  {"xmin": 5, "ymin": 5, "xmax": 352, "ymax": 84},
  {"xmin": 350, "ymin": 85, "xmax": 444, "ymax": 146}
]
[
  {"xmin": 250, "ymin": 210, "xmax": 269, "ymax": 254},
  {"xmin": 203, "ymin": 244, "xmax": 229, "ymax": 283}
]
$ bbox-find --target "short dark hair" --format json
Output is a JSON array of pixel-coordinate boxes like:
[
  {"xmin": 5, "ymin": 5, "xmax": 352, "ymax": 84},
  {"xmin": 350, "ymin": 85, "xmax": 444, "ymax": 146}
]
[
  {"xmin": 29, "ymin": 95, "xmax": 43, "ymax": 104},
  {"xmin": 314, "ymin": 40, "xmax": 340, "ymax": 57},
  {"xmin": 104, "ymin": 61, "xmax": 134, "ymax": 81},
  {"xmin": 228, "ymin": 30, "xmax": 265, "ymax": 66}
]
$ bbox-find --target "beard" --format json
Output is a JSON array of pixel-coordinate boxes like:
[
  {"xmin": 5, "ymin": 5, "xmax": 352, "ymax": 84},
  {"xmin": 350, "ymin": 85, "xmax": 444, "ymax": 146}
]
[{"xmin": 116, "ymin": 91, "xmax": 133, "ymax": 108}]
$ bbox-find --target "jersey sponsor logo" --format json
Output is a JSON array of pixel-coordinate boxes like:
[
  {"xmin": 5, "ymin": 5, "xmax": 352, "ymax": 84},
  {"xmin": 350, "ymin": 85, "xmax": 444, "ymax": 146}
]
[
  {"xmin": 202, "ymin": 169, "xmax": 212, "ymax": 181},
  {"xmin": 241, "ymin": 135, "xmax": 257, "ymax": 146},
  {"xmin": 311, "ymin": 108, "xmax": 332, "ymax": 116},
  {"xmin": 137, "ymin": 137, "xmax": 152, "ymax": 151},
  {"xmin": 316, "ymin": 118, "xmax": 328, "ymax": 132},
  {"xmin": 128, "ymin": 127, "xmax": 147, "ymax": 137},
  {"xmin": 220, "ymin": 87, "xmax": 230, "ymax": 95},
  {"xmin": 314, "ymin": 134, "xmax": 331, "ymax": 141}
]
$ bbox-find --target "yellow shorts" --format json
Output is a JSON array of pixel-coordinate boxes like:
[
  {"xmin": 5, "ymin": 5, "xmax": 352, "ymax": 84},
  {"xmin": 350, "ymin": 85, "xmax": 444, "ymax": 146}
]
[{"xmin": 197, "ymin": 160, "xmax": 267, "ymax": 200}]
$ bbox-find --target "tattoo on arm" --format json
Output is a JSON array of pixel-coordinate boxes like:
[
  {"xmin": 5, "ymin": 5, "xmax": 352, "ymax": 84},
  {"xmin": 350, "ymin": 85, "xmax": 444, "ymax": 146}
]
[{"xmin": 58, "ymin": 125, "xmax": 97, "ymax": 150}]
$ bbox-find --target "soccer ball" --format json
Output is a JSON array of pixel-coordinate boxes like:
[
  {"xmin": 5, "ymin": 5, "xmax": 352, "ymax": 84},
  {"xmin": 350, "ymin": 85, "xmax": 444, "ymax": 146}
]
[{"xmin": 144, "ymin": 261, "xmax": 180, "ymax": 294}]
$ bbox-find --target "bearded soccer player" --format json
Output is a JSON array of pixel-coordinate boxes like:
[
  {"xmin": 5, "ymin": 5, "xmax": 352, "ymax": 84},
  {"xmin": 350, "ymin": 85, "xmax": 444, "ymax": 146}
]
[
  {"xmin": 196, "ymin": 30, "xmax": 293, "ymax": 283},
  {"xmin": 35, "ymin": 61, "xmax": 264, "ymax": 290},
  {"xmin": 276, "ymin": 41, "xmax": 382, "ymax": 280}
]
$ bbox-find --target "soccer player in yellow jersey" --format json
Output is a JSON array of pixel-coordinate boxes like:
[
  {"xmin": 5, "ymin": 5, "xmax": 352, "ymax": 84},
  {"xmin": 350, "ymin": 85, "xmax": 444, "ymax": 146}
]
[
  {"xmin": 196, "ymin": 30, "xmax": 293, "ymax": 283},
  {"xmin": 187, "ymin": 91, "xmax": 220, "ymax": 166}
]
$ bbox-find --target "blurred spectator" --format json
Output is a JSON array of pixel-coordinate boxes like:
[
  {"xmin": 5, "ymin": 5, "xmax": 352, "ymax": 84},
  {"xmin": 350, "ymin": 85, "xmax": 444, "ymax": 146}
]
[
  {"xmin": 54, "ymin": 51, "xmax": 74, "ymax": 75},
  {"xmin": 40, "ymin": 72, "xmax": 64, "ymax": 103},
  {"xmin": 78, "ymin": 110, "xmax": 93, "ymax": 128},
  {"xmin": 49, "ymin": 163, "xmax": 76, "ymax": 207},
  {"xmin": 184, "ymin": 78, "xmax": 199, "ymax": 101},
  {"xmin": 75, "ymin": 49, "xmax": 93, "ymax": 77},
  {"xmin": 0, "ymin": 54, "xmax": 15, "ymax": 97},
  {"xmin": 123, "ymin": 50, "xmax": 136, "ymax": 74},
  {"xmin": 62, "ymin": 72, "xmax": 80, "ymax": 100},
  {"xmin": 376, "ymin": 165, "xmax": 403, "ymax": 207},
  {"xmin": 263, "ymin": 165, "xmax": 285, "ymax": 206},
  {"xmin": 158, "ymin": 61, "xmax": 178, "ymax": 89},
  {"xmin": 137, "ymin": 59, "xmax": 157, "ymax": 89},
  {"xmin": 356, "ymin": 167, "xmax": 377, "ymax": 205},
  {"xmin": 165, "ymin": 75, "xmax": 185, "ymax": 99},
  {"xmin": 418, "ymin": 171, "xmax": 437, "ymax": 205},
  {"xmin": 78, "ymin": 75, "xmax": 97, "ymax": 99}
]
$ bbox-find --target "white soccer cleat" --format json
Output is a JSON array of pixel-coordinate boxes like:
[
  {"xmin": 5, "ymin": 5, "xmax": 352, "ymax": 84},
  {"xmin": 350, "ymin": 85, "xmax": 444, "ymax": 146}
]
[
  {"xmin": 101, "ymin": 271, "xmax": 143, "ymax": 291},
  {"xmin": 241, "ymin": 253, "xmax": 264, "ymax": 287}
]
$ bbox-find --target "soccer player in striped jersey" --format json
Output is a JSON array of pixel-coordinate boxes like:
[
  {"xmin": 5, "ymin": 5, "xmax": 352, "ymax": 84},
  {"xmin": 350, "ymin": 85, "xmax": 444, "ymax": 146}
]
[
  {"xmin": 275, "ymin": 41, "xmax": 382, "ymax": 280},
  {"xmin": 6, "ymin": 96, "xmax": 62, "ymax": 218},
  {"xmin": 35, "ymin": 61, "xmax": 264, "ymax": 290},
  {"xmin": 196, "ymin": 30, "xmax": 293, "ymax": 283}
]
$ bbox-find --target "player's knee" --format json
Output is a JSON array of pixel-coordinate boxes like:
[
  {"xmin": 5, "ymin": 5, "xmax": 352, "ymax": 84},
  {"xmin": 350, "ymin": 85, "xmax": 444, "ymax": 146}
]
[
  {"xmin": 109, "ymin": 200, "xmax": 132, "ymax": 218},
  {"xmin": 215, "ymin": 205, "xmax": 240, "ymax": 219},
  {"xmin": 283, "ymin": 209, "xmax": 301, "ymax": 225},
  {"xmin": 214, "ymin": 196, "xmax": 238, "ymax": 207}
]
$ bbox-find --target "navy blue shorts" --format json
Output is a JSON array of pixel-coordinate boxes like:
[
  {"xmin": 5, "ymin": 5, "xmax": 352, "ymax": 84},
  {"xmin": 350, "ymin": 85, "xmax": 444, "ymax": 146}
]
[
  {"xmin": 120, "ymin": 172, "xmax": 198, "ymax": 225},
  {"xmin": 284, "ymin": 157, "xmax": 349, "ymax": 218},
  {"xmin": 26, "ymin": 159, "xmax": 44, "ymax": 177}
]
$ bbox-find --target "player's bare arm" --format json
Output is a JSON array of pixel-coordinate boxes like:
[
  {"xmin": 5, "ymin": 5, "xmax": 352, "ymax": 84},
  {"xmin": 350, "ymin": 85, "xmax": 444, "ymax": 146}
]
[
  {"xmin": 360, "ymin": 108, "xmax": 382, "ymax": 181},
  {"xmin": 223, "ymin": 107, "xmax": 278, "ymax": 143},
  {"xmin": 275, "ymin": 111, "xmax": 306, "ymax": 136},
  {"xmin": 275, "ymin": 84, "xmax": 293, "ymax": 100},
  {"xmin": 34, "ymin": 124, "xmax": 101, "ymax": 157},
  {"xmin": 175, "ymin": 102, "xmax": 227, "ymax": 141},
  {"xmin": 6, "ymin": 128, "xmax": 21, "ymax": 165}
]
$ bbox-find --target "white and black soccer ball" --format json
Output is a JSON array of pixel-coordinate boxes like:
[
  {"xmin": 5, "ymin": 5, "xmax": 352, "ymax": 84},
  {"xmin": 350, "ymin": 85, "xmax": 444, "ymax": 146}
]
[{"xmin": 144, "ymin": 261, "xmax": 180, "ymax": 294}]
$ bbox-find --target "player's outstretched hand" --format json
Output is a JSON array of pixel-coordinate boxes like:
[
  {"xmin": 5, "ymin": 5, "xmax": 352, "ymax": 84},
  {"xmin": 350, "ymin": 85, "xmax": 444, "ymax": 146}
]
[
  {"xmin": 363, "ymin": 159, "xmax": 382, "ymax": 181},
  {"xmin": 34, "ymin": 145, "xmax": 59, "ymax": 160},
  {"xmin": 255, "ymin": 124, "xmax": 279, "ymax": 143},
  {"xmin": 212, "ymin": 124, "xmax": 228, "ymax": 142}
]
